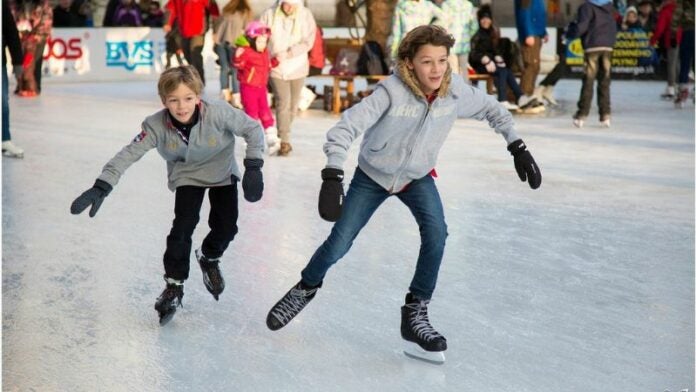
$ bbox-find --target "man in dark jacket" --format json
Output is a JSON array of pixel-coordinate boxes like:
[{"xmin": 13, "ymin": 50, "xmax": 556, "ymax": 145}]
[
  {"xmin": 2, "ymin": 1, "xmax": 25, "ymax": 158},
  {"xmin": 566, "ymin": 0, "xmax": 618, "ymax": 128}
]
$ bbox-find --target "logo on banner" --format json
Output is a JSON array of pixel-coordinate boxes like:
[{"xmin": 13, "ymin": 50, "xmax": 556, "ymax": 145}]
[
  {"xmin": 105, "ymin": 40, "xmax": 154, "ymax": 70},
  {"xmin": 44, "ymin": 37, "xmax": 83, "ymax": 60}
]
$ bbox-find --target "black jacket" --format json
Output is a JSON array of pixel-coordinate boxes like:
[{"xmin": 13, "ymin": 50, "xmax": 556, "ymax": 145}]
[
  {"xmin": 3, "ymin": 2, "xmax": 23, "ymax": 67},
  {"xmin": 566, "ymin": 1, "xmax": 617, "ymax": 50},
  {"xmin": 469, "ymin": 27, "xmax": 502, "ymax": 73}
]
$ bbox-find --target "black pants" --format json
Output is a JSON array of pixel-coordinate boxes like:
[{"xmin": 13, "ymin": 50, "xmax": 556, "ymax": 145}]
[
  {"xmin": 575, "ymin": 50, "xmax": 612, "ymax": 120},
  {"xmin": 163, "ymin": 183, "xmax": 238, "ymax": 281},
  {"xmin": 182, "ymin": 35, "xmax": 206, "ymax": 84}
]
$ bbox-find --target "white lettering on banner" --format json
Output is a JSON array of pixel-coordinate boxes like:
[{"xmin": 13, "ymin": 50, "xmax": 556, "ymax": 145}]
[{"xmin": 389, "ymin": 104, "xmax": 419, "ymax": 118}]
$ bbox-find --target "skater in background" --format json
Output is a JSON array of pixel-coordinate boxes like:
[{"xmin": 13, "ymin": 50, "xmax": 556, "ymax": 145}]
[
  {"xmin": 650, "ymin": 0, "xmax": 681, "ymax": 100},
  {"xmin": 469, "ymin": 5, "xmax": 529, "ymax": 111},
  {"xmin": 265, "ymin": 25, "xmax": 542, "ymax": 364},
  {"xmin": 164, "ymin": 0, "xmax": 219, "ymax": 85},
  {"xmin": 213, "ymin": 0, "xmax": 252, "ymax": 108},
  {"xmin": 13, "ymin": 0, "xmax": 52, "ymax": 97},
  {"xmin": 514, "ymin": 0, "xmax": 548, "ymax": 111},
  {"xmin": 671, "ymin": 0, "xmax": 694, "ymax": 107},
  {"xmin": 233, "ymin": 21, "xmax": 281, "ymax": 155},
  {"xmin": 70, "ymin": 65, "xmax": 265, "ymax": 325},
  {"xmin": 3, "ymin": 1, "xmax": 25, "ymax": 158},
  {"xmin": 566, "ymin": 0, "xmax": 618, "ymax": 128},
  {"xmin": 164, "ymin": 20, "xmax": 185, "ymax": 69},
  {"xmin": 259, "ymin": 0, "xmax": 317, "ymax": 156}
]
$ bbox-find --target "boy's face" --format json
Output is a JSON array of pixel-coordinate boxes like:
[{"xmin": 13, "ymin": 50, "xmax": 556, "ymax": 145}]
[
  {"xmin": 406, "ymin": 44, "xmax": 449, "ymax": 95},
  {"xmin": 163, "ymin": 83, "xmax": 201, "ymax": 123}
]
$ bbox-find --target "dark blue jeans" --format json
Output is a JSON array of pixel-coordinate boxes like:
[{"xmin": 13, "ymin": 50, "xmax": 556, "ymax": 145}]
[
  {"xmin": 678, "ymin": 29, "xmax": 694, "ymax": 84},
  {"xmin": 301, "ymin": 167, "xmax": 448, "ymax": 300},
  {"xmin": 494, "ymin": 67, "xmax": 523, "ymax": 103},
  {"xmin": 2, "ymin": 62, "xmax": 10, "ymax": 142},
  {"xmin": 214, "ymin": 42, "xmax": 239, "ymax": 93}
]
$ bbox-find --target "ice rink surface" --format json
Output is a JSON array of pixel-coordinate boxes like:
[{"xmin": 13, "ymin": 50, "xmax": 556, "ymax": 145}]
[{"xmin": 2, "ymin": 78, "xmax": 694, "ymax": 391}]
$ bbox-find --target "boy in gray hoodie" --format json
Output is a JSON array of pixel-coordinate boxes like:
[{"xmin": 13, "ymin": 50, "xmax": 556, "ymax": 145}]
[
  {"xmin": 265, "ymin": 25, "xmax": 542, "ymax": 364},
  {"xmin": 70, "ymin": 65, "xmax": 265, "ymax": 325}
]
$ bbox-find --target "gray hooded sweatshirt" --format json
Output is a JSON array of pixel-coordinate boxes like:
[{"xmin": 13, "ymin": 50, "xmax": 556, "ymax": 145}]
[
  {"xmin": 324, "ymin": 63, "xmax": 520, "ymax": 193},
  {"xmin": 98, "ymin": 100, "xmax": 264, "ymax": 191}
]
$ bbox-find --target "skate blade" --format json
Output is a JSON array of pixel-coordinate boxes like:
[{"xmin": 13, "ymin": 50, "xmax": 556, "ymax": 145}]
[
  {"xmin": 403, "ymin": 343, "xmax": 445, "ymax": 365},
  {"xmin": 158, "ymin": 309, "xmax": 176, "ymax": 326}
]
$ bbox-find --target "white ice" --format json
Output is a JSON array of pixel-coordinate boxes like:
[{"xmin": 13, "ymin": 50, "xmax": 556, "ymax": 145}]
[{"xmin": 2, "ymin": 78, "xmax": 694, "ymax": 392}]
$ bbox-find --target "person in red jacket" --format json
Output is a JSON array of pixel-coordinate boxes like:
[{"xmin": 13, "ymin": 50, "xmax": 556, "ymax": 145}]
[
  {"xmin": 164, "ymin": 0, "xmax": 219, "ymax": 84},
  {"xmin": 234, "ymin": 21, "xmax": 281, "ymax": 155},
  {"xmin": 650, "ymin": 0, "xmax": 682, "ymax": 99}
]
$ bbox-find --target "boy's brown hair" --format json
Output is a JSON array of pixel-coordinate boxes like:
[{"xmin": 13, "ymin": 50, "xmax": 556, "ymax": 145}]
[
  {"xmin": 397, "ymin": 25, "xmax": 455, "ymax": 62},
  {"xmin": 157, "ymin": 65, "xmax": 204, "ymax": 101}
]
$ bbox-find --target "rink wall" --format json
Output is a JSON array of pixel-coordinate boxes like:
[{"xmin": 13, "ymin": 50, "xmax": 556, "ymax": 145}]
[{"xmin": 37, "ymin": 27, "xmax": 559, "ymax": 84}]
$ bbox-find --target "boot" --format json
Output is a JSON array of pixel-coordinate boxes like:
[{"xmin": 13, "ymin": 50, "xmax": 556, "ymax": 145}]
[
  {"xmin": 401, "ymin": 293, "xmax": 447, "ymax": 364},
  {"xmin": 154, "ymin": 276, "xmax": 184, "ymax": 325},
  {"xmin": 279, "ymin": 142, "xmax": 293, "ymax": 156},
  {"xmin": 195, "ymin": 248, "xmax": 225, "ymax": 301},
  {"xmin": 265, "ymin": 127, "xmax": 280, "ymax": 156},
  {"xmin": 2, "ymin": 141, "xmax": 24, "ymax": 158},
  {"xmin": 220, "ymin": 88, "xmax": 231, "ymax": 103},
  {"xmin": 231, "ymin": 93, "xmax": 243, "ymax": 109},
  {"xmin": 266, "ymin": 280, "xmax": 321, "ymax": 331}
]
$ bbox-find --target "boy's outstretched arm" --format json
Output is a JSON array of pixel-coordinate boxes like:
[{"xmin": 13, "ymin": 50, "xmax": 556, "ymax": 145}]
[
  {"xmin": 228, "ymin": 108, "xmax": 265, "ymax": 202},
  {"xmin": 71, "ymin": 122, "xmax": 158, "ymax": 217}
]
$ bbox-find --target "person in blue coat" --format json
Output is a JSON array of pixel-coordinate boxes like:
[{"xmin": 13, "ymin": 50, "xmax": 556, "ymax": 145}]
[{"xmin": 515, "ymin": 0, "xmax": 548, "ymax": 109}]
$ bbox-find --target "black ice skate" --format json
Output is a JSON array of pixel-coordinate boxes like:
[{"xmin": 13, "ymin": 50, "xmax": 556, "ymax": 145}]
[
  {"xmin": 266, "ymin": 281, "xmax": 321, "ymax": 331},
  {"xmin": 401, "ymin": 293, "xmax": 447, "ymax": 365},
  {"xmin": 196, "ymin": 248, "xmax": 225, "ymax": 301},
  {"xmin": 154, "ymin": 277, "xmax": 184, "ymax": 326}
]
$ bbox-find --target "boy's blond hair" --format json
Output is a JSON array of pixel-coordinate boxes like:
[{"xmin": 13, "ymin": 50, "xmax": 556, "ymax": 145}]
[
  {"xmin": 397, "ymin": 25, "xmax": 455, "ymax": 62},
  {"xmin": 157, "ymin": 65, "xmax": 204, "ymax": 101}
]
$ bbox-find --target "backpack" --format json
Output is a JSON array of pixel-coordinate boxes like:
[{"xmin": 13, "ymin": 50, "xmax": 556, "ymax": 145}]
[
  {"xmin": 330, "ymin": 47, "xmax": 360, "ymax": 76},
  {"xmin": 357, "ymin": 41, "xmax": 388, "ymax": 75}
]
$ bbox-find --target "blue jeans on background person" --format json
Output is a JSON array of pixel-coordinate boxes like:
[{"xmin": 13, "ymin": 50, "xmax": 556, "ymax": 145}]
[
  {"xmin": 678, "ymin": 29, "xmax": 694, "ymax": 85},
  {"xmin": 494, "ymin": 67, "xmax": 523, "ymax": 103},
  {"xmin": 2, "ymin": 62, "xmax": 10, "ymax": 142},
  {"xmin": 301, "ymin": 167, "xmax": 448, "ymax": 300},
  {"xmin": 215, "ymin": 43, "xmax": 239, "ymax": 93}
]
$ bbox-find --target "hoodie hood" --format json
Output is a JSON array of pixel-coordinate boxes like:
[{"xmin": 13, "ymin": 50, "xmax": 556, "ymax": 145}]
[{"xmin": 394, "ymin": 60, "xmax": 453, "ymax": 100}]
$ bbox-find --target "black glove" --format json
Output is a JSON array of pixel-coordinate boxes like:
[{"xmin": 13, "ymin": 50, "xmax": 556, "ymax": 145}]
[
  {"xmin": 507, "ymin": 139, "xmax": 542, "ymax": 189},
  {"xmin": 70, "ymin": 179, "xmax": 113, "ymax": 217},
  {"xmin": 242, "ymin": 158, "xmax": 264, "ymax": 202},
  {"xmin": 318, "ymin": 168, "xmax": 345, "ymax": 222}
]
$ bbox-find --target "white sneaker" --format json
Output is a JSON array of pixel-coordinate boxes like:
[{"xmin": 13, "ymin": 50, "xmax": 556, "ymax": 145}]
[
  {"xmin": 572, "ymin": 118, "xmax": 585, "ymax": 128},
  {"xmin": 2, "ymin": 141, "xmax": 24, "ymax": 158},
  {"xmin": 220, "ymin": 88, "xmax": 231, "ymax": 103},
  {"xmin": 500, "ymin": 101, "xmax": 519, "ymax": 111},
  {"xmin": 265, "ymin": 127, "xmax": 280, "ymax": 156}
]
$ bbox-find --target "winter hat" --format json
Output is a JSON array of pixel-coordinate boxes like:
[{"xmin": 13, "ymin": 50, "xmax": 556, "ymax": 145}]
[
  {"xmin": 245, "ymin": 20, "xmax": 271, "ymax": 38},
  {"xmin": 477, "ymin": 5, "xmax": 492, "ymax": 21},
  {"xmin": 281, "ymin": 0, "xmax": 302, "ymax": 5},
  {"xmin": 625, "ymin": 5, "xmax": 638, "ymax": 15}
]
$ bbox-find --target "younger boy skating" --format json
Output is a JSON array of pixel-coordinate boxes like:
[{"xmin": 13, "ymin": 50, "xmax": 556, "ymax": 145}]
[
  {"xmin": 70, "ymin": 65, "xmax": 265, "ymax": 325},
  {"xmin": 265, "ymin": 25, "xmax": 542, "ymax": 364}
]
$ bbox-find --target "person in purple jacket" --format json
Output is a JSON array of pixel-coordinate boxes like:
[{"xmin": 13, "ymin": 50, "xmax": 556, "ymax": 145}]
[
  {"xmin": 70, "ymin": 65, "xmax": 265, "ymax": 325},
  {"xmin": 265, "ymin": 25, "xmax": 542, "ymax": 364}
]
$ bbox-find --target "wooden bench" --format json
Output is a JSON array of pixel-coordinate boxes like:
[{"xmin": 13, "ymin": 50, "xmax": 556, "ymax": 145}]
[
  {"xmin": 469, "ymin": 73, "xmax": 495, "ymax": 94},
  {"xmin": 309, "ymin": 74, "xmax": 388, "ymax": 114}
]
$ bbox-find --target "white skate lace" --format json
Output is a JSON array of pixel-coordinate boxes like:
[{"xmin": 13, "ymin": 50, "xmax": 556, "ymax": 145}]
[
  {"xmin": 271, "ymin": 287, "xmax": 316, "ymax": 325},
  {"xmin": 406, "ymin": 301, "xmax": 443, "ymax": 342}
]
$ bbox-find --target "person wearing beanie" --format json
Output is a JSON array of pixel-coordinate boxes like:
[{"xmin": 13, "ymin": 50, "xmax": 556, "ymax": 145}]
[{"xmin": 469, "ymin": 5, "xmax": 530, "ymax": 111}]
